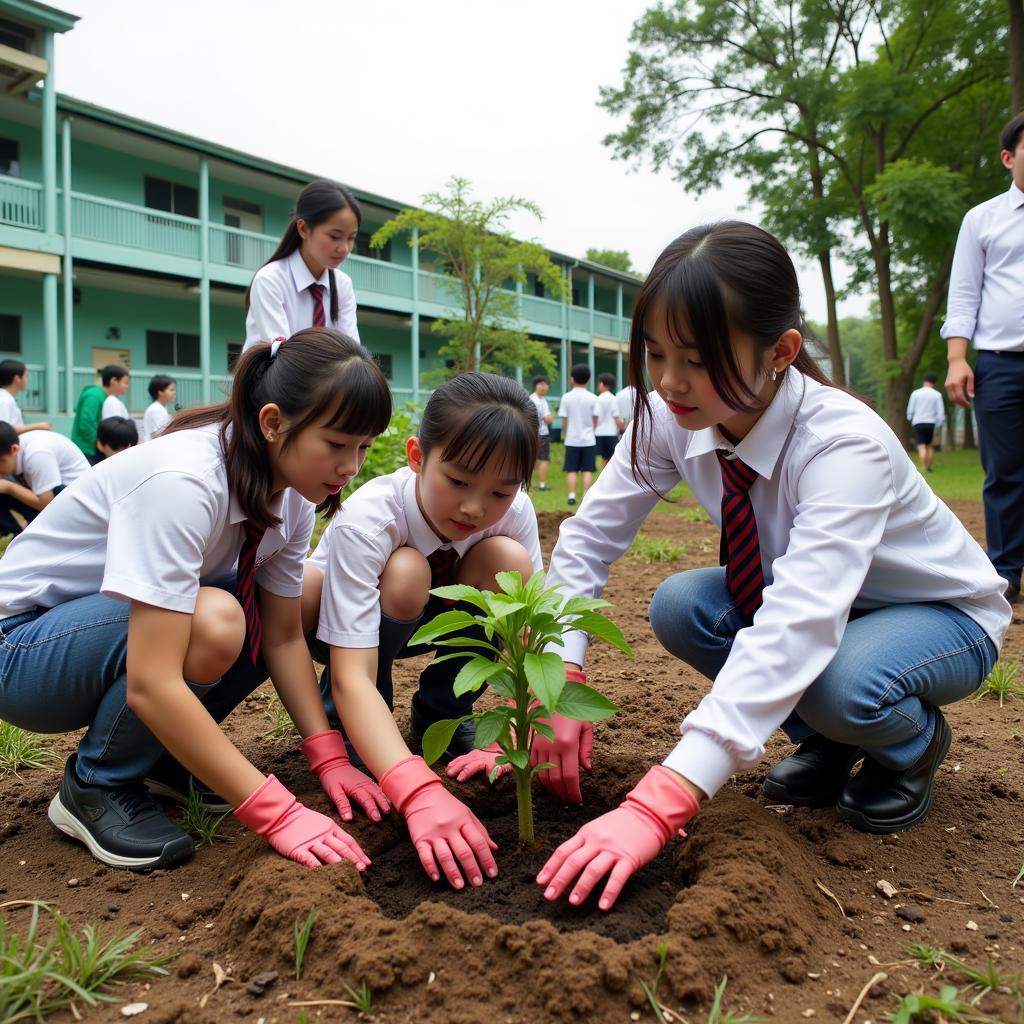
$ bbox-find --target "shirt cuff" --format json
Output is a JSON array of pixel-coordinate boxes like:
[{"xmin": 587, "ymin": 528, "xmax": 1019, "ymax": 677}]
[
  {"xmin": 549, "ymin": 628, "xmax": 588, "ymax": 667},
  {"xmin": 940, "ymin": 317, "xmax": 976, "ymax": 340},
  {"xmin": 662, "ymin": 728, "xmax": 739, "ymax": 799},
  {"xmin": 315, "ymin": 625, "xmax": 378, "ymax": 649}
]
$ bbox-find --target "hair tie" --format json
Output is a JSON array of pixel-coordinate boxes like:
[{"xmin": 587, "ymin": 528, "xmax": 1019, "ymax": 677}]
[{"xmin": 270, "ymin": 337, "xmax": 285, "ymax": 358}]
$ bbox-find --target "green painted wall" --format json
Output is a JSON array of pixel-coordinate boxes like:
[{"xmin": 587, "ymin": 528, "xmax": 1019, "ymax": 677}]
[{"xmin": 0, "ymin": 117, "xmax": 42, "ymax": 180}]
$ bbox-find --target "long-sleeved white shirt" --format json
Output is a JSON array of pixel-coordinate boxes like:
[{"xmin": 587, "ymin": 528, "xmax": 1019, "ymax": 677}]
[
  {"xmin": 545, "ymin": 371, "xmax": 1010, "ymax": 798},
  {"xmin": 940, "ymin": 182, "xmax": 1024, "ymax": 351},
  {"xmin": 905, "ymin": 386, "xmax": 946, "ymax": 428}
]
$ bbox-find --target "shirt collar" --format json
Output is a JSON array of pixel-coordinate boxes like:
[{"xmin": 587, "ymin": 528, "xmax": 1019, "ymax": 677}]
[
  {"xmin": 228, "ymin": 488, "xmax": 286, "ymax": 527},
  {"xmin": 1010, "ymin": 182, "xmax": 1024, "ymax": 210},
  {"xmin": 287, "ymin": 247, "xmax": 330, "ymax": 293},
  {"xmin": 401, "ymin": 467, "xmax": 449, "ymax": 555}
]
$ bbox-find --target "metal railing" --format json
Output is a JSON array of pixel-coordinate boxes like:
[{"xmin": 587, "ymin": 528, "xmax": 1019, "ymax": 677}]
[
  {"xmin": 71, "ymin": 192, "xmax": 200, "ymax": 259},
  {"xmin": 0, "ymin": 174, "xmax": 43, "ymax": 230}
]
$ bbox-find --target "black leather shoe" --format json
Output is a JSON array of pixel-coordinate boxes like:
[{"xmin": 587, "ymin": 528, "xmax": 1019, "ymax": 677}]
[
  {"xmin": 49, "ymin": 754, "xmax": 194, "ymax": 871},
  {"xmin": 836, "ymin": 709, "xmax": 951, "ymax": 834},
  {"xmin": 1004, "ymin": 579, "xmax": 1021, "ymax": 604},
  {"xmin": 763, "ymin": 734, "xmax": 862, "ymax": 807},
  {"xmin": 145, "ymin": 754, "xmax": 233, "ymax": 814},
  {"xmin": 409, "ymin": 693, "xmax": 476, "ymax": 764}
]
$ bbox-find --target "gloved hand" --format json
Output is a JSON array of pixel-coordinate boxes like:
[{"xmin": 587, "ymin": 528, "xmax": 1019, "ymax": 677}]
[
  {"xmin": 234, "ymin": 774, "xmax": 370, "ymax": 870},
  {"xmin": 446, "ymin": 743, "xmax": 512, "ymax": 783},
  {"xmin": 536, "ymin": 765, "xmax": 700, "ymax": 910},
  {"xmin": 301, "ymin": 729, "xmax": 390, "ymax": 822},
  {"xmin": 530, "ymin": 668, "xmax": 594, "ymax": 803},
  {"xmin": 380, "ymin": 755, "xmax": 499, "ymax": 890}
]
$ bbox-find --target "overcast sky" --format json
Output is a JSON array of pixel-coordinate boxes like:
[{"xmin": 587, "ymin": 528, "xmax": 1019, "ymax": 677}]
[{"xmin": 53, "ymin": 0, "xmax": 868, "ymax": 321}]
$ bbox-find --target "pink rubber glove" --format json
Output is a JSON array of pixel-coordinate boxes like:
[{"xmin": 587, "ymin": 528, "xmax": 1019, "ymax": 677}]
[
  {"xmin": 234, "ymin": 775, "xmax": 370, "ymax": 870},
  {"xmin": 536, "ymin": 765, "xmax": 699, "ymax": 910},
  {"xmin": 530, "ymin": 668, "xmax": 594, "ymax": 804},
  {"xmin": 301, "ymin": 730, "xmax": 390, "ymax": 823},
  {"xmin": 380, "ymin": 756, "xmax": 499, "ymax": 890},
  {"xmin": 446, "ymin": 743, "xmax": 512, "ymax": 783}
]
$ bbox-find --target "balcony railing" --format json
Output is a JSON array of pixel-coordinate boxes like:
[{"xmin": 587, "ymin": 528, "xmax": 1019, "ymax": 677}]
[{"xmin": 0, "ymin": 174, "xmax": 43, "ymax": 229}]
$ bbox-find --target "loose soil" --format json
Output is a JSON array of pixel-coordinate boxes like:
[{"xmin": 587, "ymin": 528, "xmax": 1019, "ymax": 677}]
[{"xmin": 1, "ymin": 500, "xmax": 1022, "ymax": 1023}]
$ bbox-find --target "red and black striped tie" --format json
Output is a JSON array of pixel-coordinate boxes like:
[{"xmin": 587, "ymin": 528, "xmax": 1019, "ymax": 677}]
[
  {"xmin": 236, "ymin": 521, "xmax": 267, "ymax": 665},
  {"xmin": 717, "ymin": 450, "xmax": 764, "ymax": 621},
  {"xmin": 309, "ymin": 283, "xmax": 326, "ymax": 327},
  {"xmin": 427, "ymin": 545, "xmax": 460, "ymax": 588}
]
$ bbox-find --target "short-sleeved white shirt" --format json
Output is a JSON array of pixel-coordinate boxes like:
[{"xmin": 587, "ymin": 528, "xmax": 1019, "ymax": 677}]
[
  {"xmin": 559, "ymin": 388, "xmax": 599, "ymax": 447},
  {"xmin": 310, "ymin": 465, "xmax": 542, "ymax": 649},
  {"xmin": 244, "ymin": 248, "xmax": 359, "ymax": 351},
  {"xmin": 0, "ymin": 389, "xmax": 24, "ymax": 427},
  {"xmin": 142, "ymin": 400, "xmax": 172, "ymax": 442},
  {"xmin": 13, "ymin": 430, "xmax": 89, "ymax": 495},
  {"xmin": 102, "ymin": 394, "xmax": 130, "ymax": 421},
  {"xmin": 0, "ymin": 425, "xmax": 315, "ymax": 618},
  {"xmin": 528, "ymin": 393, "xmax": 550, "ymax": 437},
  {"xmin": 616, "ymin": 385, "xmax": 636, "ymax": 425},
  {"xmin": 595, "ymin": 390, "xmax": 620, "ymax": 436}
]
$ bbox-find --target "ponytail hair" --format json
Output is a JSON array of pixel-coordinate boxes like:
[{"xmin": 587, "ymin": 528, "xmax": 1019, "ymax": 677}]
[
  {"xmin": 418, "ymin": 372, "xmax": 539, "ymax": 488},
  {"xmin": 245, "ymin": 179, "xmax": 362, "ymax": 325},
  {"xmin": 164, "ymin": 328, "xmax": 391, "ymax": 526}
]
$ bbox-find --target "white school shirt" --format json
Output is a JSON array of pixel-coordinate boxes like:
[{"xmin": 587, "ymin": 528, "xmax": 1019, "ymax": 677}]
[
  {"xmin": 102, "ymin": 394, "xmax": 130, "ymax": 421},
  {"xmin": 0, "ymin": 389, "xmax": 24, "ymax": 427},
  {"xmin": 243, "ymin": 248, "xmax": 359, "ymax": 351},
  {"xmin": 528, "ymin": 393, "xmax": 551, "ymax": 437},
  {"xmin": 905, "ymin": 387, "xmax": 946, "ymax": 428},
  {"xmin": 13, "ymin": 430, "xmax": 89, "ymax": 495},
  {"xmin": 546, "ymin": 371, "xmax": 1011, "ymax": 800},
  {"xmin": 311, "ymin": 465, "xmax": 543, "ymax": 648},
  {"xmin": 0, "ymin": 424, "xmax": 314, "ymax": 618},
  {"xmin": 595, "ymin": 391, "xmax": 621, "ymax": 437},
  {"xmin": 616, "ymin": 385, "xmax": 636, "ymax": 426},
  {"xmin": 559, "ymin": 388, "xmax": 598, "ymax": 447},
  {"xmin": 142, "ymin": 400, "xmax": 172, "ymax": 441},
  {"xmin": 940, "ymin": 182, "xmax": 1024, "ymax": 352}
]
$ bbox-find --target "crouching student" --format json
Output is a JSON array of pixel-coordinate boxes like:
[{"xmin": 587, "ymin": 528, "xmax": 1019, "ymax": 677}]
[
  {"xmin": 94, "ymin": 416, "xmax": 139, "ymax": 460},
  {"xmin": 299, "ymin": 372, "xmax": 542, "ymax": 889},
  {"xmin": 0, "ymin": 329, "xmax": 392, "ymax": 871}
]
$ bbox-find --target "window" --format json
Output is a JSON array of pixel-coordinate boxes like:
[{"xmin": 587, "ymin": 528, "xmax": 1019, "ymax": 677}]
[
  {"xmin": 144, "ymin": 176, "xmax": 198, "ymax": 219},
  {"xmin": 533, "ymin": 279, "xmax": 545, "ymax": 299},
  {"xmin": 0, "ymin": 138, "xmax": 19, "ymax": 178},
  {"xmin": 0, "ymin": 18, "xmax": 36, "ymax": 53},
  {"xmin": 0, "ymin": 314, "xmax": 21, "ymax": 353},
  {"xmin": 227, "ymin": 341, "xmax": 243, "ymax": 372},
  {"xmin": 372, "ymin": 352, "xmax": 393, "ymax": 380},
  {"xmin": 356, "ymin": 231, "xmax": 390, "ymax": 261},
  {"xmin": 146, "ymin": 330, "xmax": 200, "ymax": 368}
]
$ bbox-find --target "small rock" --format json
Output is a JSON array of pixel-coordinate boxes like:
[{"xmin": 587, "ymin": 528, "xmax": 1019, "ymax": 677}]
[
  {"xmin": 876, "ymin": 880, "xmax": 898, "ymax": 898},
  {"xmin": 985, "ymin": 931, "xmax": 1000, "ymax": 940},
  {"xmin": 180, "ymin": 893, "xmax": 190, "ymax": 901},
  {"xmin": 67, "ymin": 878, "xmax": 79, "ymax": 888},
  {"xmin": 630, "ymin": 1013, "xmax": 641, "ymax": 1022},
  {"xmin": 901, "ymin": 924, "xmax": 912, "ymax": 932},
  {"xmin": 896, "ymin": 906, "xmax": 926, "ymax": 923},
  {"xmin": 428, "ymin": 971, "xmax": 436, "ymax": 984},
  {"xmin": 106, "ymin": 903, "xmax": 120, "ymax": 913},
  {"xmin": 121, "ymin": 1004, "xmax": 148, "ymax": 1017},
  {"xmin": 250, "ymin": 971, "xmax": 278, "ymax": 987},
  {"xmin": 802, "ymin": 1011, "xmax": 815, "ymax": 1018},
  {"xmin": 966, "ymin": 920, "xmax": 979, "ymax": 931}
]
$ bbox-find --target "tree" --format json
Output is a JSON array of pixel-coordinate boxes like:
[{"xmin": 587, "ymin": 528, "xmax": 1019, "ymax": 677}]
[
  {"xmin": 600, "ymin": 0, "xmax": 1009, "ymax": 433},
  {"xmin": 585, "ymin": 248, "xmax": 638, "ymax": 274},
  {"xmin": 1011, "ymin": 0, "xmax": 1024, "ymax": 112},
  {"xmin": 371, "ymin": 178, "xmax": 564, "ymax": 381}
]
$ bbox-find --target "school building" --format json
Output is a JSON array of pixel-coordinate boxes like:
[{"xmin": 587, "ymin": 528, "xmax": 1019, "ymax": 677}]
[{"xmin": 0, "ymin": 0, "xmax": 640, "ymax": 431}]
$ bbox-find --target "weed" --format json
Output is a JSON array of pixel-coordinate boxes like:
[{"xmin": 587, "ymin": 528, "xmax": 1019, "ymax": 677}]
[
  {"xmin": 178, "ymin": 781, "xmax": 232, "ymax": 847},
  {"xmin": 972, "ymin": 657, "xmax": 1024, "ymax": 707},
  {"xmin": 0, "ymin": 899, "xmax": 170, "ymax": 1022},
  {"xmin": 293, "ymin": 905, "xmax": 316, "ymax": 981},
  {"xmin": 1013, "ymin": 861, "xmax": 1024, "ymax": 889},
  {"xmin": 639, "ymin": 944, "xmax": 668, "ymax": 1023},
  {"xmin": 627, "ymin": 533, "xmax": 688, "ymax": 563},
  {"xmin": 262, "ymin": 695, "xmax": 298, "ymax": 741},
  {"xmin": 706, "ymin": 975, "xmax": 766, "ymax": 1023},
  {"xmin": 906, "ymin": 942, "xmax": 949, "ymax": 969},
  {"xmin": 677, "ymin": 505, "xmax": 710, "ymax": 522},
  {"xmin": 0, "ymin": 722, "xmax": 62, "ymax": 778},
  {"xmin": 342, "ymin": 979, "xmax": 373, "ymax": 1013},
  {"xmin": 885, "ymin": 983, "xmax": 1001, "ymax": 1022}
]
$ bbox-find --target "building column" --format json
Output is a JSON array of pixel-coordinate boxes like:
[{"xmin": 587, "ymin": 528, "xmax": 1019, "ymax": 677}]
[
  {"xmin": 514, "ymin": 274, "xmax": 523, "ymax": 384},
  {"xmin": 42, "ymin": 29, "xmax": 59, "ymax": 416},
  {"xmin": 587, "ymin": 272, "xmax": 595, "ymax": 382},
  {"xmin": 410, "ymin": 226, "xmax": 420, "ymax": 404},
  {"xmin": 61, "ymin": 116, "xmax": 74, "ymax": 413},
  {"xmin": 561, "ymin": 264, "xmax": 571, "ymax": 394},
  {"xmin": 615, "ymin": 282, "xmax": 625, "ymax": 388},
  {"xmin": 199, "ymin": 157, "xmax": 211, "ymax": 403}
]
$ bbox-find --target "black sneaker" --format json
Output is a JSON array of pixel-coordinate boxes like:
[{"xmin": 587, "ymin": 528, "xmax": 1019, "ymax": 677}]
[
  {"xmin": 409, "ymin": 694, "xmax": 476, "ymax": 764},
  {"xmin": 763, "ymin": 734, "xmax": 862, "ymax": 807},
  {"xmin": 567, "ymin": 495, "xmax": 577, "ymax": 506},
  {"xmin": 49, "ymin": 754, "xmax": 194, "ymax": 871},
  {"xmin": 145, "ymin": 754, "xmax": 233, "ymax": 814}
]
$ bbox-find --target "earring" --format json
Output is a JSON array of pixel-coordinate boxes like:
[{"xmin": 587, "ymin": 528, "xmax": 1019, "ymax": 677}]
[
  {"xmin": 771, "ymin": 368, "xmax": 778, "ymax": 382},
  {"xmin": 266, "ymin": 432, "xmax": 275, "ymax": 442}
]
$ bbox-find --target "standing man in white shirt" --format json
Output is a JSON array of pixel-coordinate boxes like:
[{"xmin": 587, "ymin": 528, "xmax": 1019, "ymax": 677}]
[
  {"xmin": 905, "ymin": 371, "xmax": 946, "ymax": 474},
  {"xmin": 558, "ymin": 364, "xmax": 599, "ymax": 506},
  {"xmin": 528, "ymin": 375, "xmax": 554, "ymax": 491},
  {"xmin": 595, "ymin": 373, "xmax": 625, "ymax": 468},
  {"xmin": 943, "ymin": 112, "xmax": 1024, "ymax": 604},
  {"xmin": 615, "ymin": 382, "xmax": 636, "ymax": 434}
]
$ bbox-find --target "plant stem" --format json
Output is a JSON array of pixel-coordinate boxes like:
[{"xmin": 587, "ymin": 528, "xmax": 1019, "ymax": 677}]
[{"xmin": 515, "ymin": 765, "xmax": 534, "ymax": 845}]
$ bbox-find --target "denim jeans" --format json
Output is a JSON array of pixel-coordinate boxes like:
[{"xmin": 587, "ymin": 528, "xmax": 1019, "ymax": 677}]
[
  {"xmin": 0, "ymin": 588, "xmax": 266, "ymax": 787},
  {"xmin": 647, "ymin": 567, "xmax": 998, "ymax": 770}
]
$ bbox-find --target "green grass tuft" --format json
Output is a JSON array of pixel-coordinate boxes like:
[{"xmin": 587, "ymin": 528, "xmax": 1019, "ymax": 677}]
[
  {"xmin": 0, "ymin": 722, "xmax": 62, "ymax": 779},
  {"xmin": 293, "ymin": 905, "xmax": 316, "ymax": 981},
  {"xmin": 178, "ymin": 780, "xmax": 232, "ymax": 847},
  {"xmin": 627, "ymin": 532, "xmax": 689, "ymax": 563},
  {"xmin": 972, "ymin": 658, "xmax": 1023, "ymax": 708}
]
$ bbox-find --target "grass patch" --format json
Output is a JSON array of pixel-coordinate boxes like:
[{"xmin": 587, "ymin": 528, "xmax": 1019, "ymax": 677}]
[
  {"xmin": 293, "ymin": 905, "xmax": 316, "ymax": 981},
  {"xmin": 706, "ymin": 974, "xmax": 766, "ymax": 1023},
  {"xmin": 885, "ymin": 983, "xmax": 1001, "ymax": 1022},
  {"xmin": 972, "ymin": 658, "xmax": 1023, "ymax": 708},
  {"xmin": 262, "ymin": 695, "xmax": 298, "ymax": 741},
  {"xmin": 0, "ymin": 722, "xmax": 62, "ymax": 778},
  {"xmin": 178, "ymin": 780, "xmax": 232, "ymax": 847},
  {"xmin": 0, "ymin": 899, "xmax": 170, "ymax": 1023},
  {"xmin": 627, "ymin": 532, "xmax": 688, "ymax": 563}
]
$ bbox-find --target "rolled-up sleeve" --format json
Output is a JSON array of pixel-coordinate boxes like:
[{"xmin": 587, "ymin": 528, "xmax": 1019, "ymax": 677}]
[{"xmin": 941, "ymin": 211, "xmax": 983, "ymax": 341}]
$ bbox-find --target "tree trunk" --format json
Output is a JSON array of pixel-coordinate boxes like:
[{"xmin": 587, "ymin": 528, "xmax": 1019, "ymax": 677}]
[
  {"xmin": 962, "ymin": 406, "xmax": 977, "ymax": 449},
  {"xmin": 817, "ymin": 251, "xmax": 845, "ymax": 385},
  {"xmin": 1010, "ymin": 0, "xmax": 1024, "ymax": 113},
  {"xmin": 872, "ymin": 230, "xmax": 904, "ymax": 435}
]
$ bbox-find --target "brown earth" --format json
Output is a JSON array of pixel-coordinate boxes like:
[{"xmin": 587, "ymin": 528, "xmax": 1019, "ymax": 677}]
[{"xmin": 1, "ymin": 500, "xmax": 1022, "ymax": 1024}]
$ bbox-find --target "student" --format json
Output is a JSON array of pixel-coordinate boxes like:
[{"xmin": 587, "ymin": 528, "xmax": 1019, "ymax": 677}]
[
  {"xmin": 528, "ymin": 375, "xmax": 554, "ymax": 490},
  {"xmin": 0, "ymin": 329, "xmax": 394, "ymax": 872},
  {"xmin": 95, "ymin": 416, "xmax": 139, "ymax": 459},
  {"xmin": 0, "ymin": 359, "xmax": 51, "ymax": 435},
  {"xmin": 906, "ymin": 371, "xmax": 946, "ymax": 474},
  {"xmin": 943, "ymin": 112, "xmax": 1024, "ymax": 604},
  {"xmin": 0, "ymin": 422, "xmax": 90, "ymax": 536},
  {"xmin": 594, "ymin": 372, "xmax": 624, "ymax": 468},
  {"xmin": 300, "ymin": 372, "xmax": 540, "ymax": 889},
  {"xmin": 615, "ymin": 382, "xmax": 636, "ymax": 434},
  {"xmin": 459, "ymin": 223, "xmax": 1011, "ymax": 911},
  {"xmin": 244, "ymin": 180, "xmax": 361, "ymax": 352},
  {"xmin": 101, "ymin": 368, "xmax": 131, "ymax": 421},
  {"xmin": 559, "ymin": 364, "xmax": 598, "ymax": 506},
  {"xmin": 71, "ymin": 364, "xmax": 129, "ymax": 461},
  {"xmin": 143, "ymin": 374, "xmax": 176, "ymax": 441}
]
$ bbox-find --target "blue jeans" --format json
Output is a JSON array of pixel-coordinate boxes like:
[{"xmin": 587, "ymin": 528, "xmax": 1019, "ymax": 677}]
[
  {"xmin": 647, "ymin": 567, "xmax": 998, "ymax": 770},
  {"xmin": 0, "ymin": 589, "xmax": 266, "ymax": 787}
]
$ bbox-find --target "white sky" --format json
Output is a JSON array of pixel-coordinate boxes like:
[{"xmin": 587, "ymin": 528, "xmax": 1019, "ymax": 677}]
[{"xmin": 52, "ymin": 0, "xmax": 867, "ymax": 321}]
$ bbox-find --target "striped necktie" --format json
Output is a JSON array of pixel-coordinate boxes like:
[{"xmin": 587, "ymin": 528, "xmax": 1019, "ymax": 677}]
[
  {"xmin": 716, "ymin": 450, "xmax": 764, "ymax": 621},
  {"xmin": 427, "ymin": 545, "xmax": 460, "ymax": 588},
  {"xmin": 309, "ymin": 282, "xmax": 326, "ymax": 327},
  {"xmin": 236, "ymin": 521, "xmax": 267, "ymax": 665}
]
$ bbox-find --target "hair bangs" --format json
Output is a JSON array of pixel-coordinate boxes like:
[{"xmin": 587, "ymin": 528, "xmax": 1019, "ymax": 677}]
[
  {"xmin": 439, "ymin": 404, "xmax": 535, "ymax": 485},
  {"xmin": 314, "ymin": 357, "xmax": 393, "ymax": 439}
]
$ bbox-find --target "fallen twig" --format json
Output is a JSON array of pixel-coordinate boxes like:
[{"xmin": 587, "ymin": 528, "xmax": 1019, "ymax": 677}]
[
  {"xmin": 289, "ymin": 999, "xmax": 362, "ymax": 1008},
  {"xmin": 814, "ymin": 878, "xmax": 846, "ymax": 917},
  {"xmin": 841, "ymin": 971, "xmax": 888, "ymax": 1024}
]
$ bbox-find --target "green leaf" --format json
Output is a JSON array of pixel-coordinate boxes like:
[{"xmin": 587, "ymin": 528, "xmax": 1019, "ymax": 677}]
[
  {"xmin": 409, "ymin": 610, "xmax": 479, "ymax": 645},
  {"xmin": 429, "ymin": 585, "xmax": 491, "ymax": 611},
  {"xmin": 486, "ymin": 670, "xmax": 517, "ymax": 699},
  {"xmin": 453, "ymin": 658, "xmax": 506, "ymax": 697},
  {"xmin": 494, "ymin": 570, "xmax": 524, "ymax": 597},
  {"xmin": 531, "ymin": 720, "xmax": 554, "ymax": 741},
  {"xmin": 484, "ymin": 594, "xmax": 526, "ymax": 620},
  {"xmin": 422, "ymin": 717, "xmax": 469, "ymax": 766},
  {"xmin": 523, "ymin": 651, "xmax": 566, "ymax": 710},
  {"xmin": 474, "ymin": 710, "xmax": 508, "ymax": 749},
  {"xmin": 487, "ymin": 764, "xmax": 508, "ymax": 784},
  {"xmin": 530, "ymin": 761, "xmax": 555, "ymax": 777},
  {"xmin": 555, "ymin": 681, "xmax": 617, "ymax": 722},
  {"xmin": 505, "ymin": 748, "xmax": 529, "ymax": 770},
  {"xmin": 569, "ymin": 612, "xmax": 633, "ymax": 656},
  {"xmin": 560, "ymin": 596, "xmax": 612, "ymax": 615},
  {"xmin": 431, "ymin": 637, "xmax": 504, "ymax": 656}
]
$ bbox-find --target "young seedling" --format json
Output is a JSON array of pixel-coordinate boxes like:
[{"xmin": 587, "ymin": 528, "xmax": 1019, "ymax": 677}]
[
  {"xmin": 885, "ymin": 984, "xmax": 1001, "ymax": 1023},
  {"xmin": 639, "ymin": 943, "xmax": 669, "ymax": 1023},
  {"xmin": 906, "ymin": 941, "xmax": 948, "ymax": 970},
  {"xmin": 0, "ymin": 721, "xmax": 62, "ymax": 778},
  {"xmin": 262, "ymin": 694, "xmax": 298, "ymax": 741},
  {"xmin": 412, "ymin": 570, "xmax": 628, "ymax": 844},
  {"xmin": 972, "ymin": 657, "xmax": 1023, "ymax": 707},
  {"xmin": 627, "ymin": 532, "xmax": 688, "ymax": 563},
  {"xmin": 1013, "ymin": 860, "xmax": 1024, "ymax": 889},
  {"xmin": 178, "ymin": 780, "xmax": 232, "ymax": 847},
  {"xmin": 678, "ymin": 505, "xmax": 710, "ymax": 523},
  {"xmin": 706, "ymin": 975, "xmax": 766, "ymax": 1023},
  {"xmin": 342, "ymin": 979, "xmax": 373, "ymax": 1014},
  {"xmin": 293, "ymin": 904, "xmax": 316, "ymax": 981}
]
